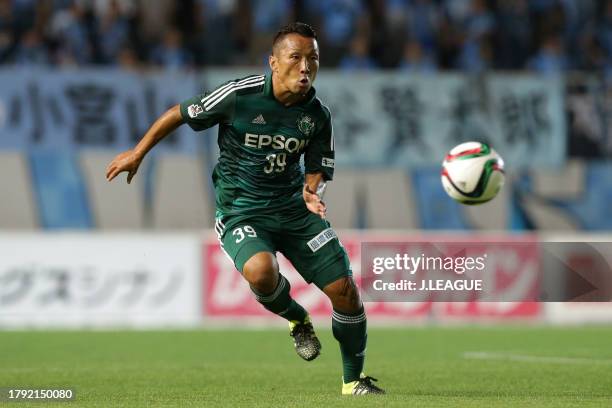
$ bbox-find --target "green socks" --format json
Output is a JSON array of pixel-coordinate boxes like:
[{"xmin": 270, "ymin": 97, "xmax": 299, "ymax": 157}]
[
  {"xmin": 332, "ymin": 306, "xmax": 367, "ymax": 383},
  {"xmin": 251, "ymin": 274, "xmax": 307, "ymax": 323},
  {"xmin": 253, "ymin": 277, "xmax": 368, "ymax": 383}
]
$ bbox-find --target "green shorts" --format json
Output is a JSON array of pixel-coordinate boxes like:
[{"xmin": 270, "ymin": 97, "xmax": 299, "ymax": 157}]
[{"xmin": 215, "ymin": 206, "xmax": 351, "ymax": 289}]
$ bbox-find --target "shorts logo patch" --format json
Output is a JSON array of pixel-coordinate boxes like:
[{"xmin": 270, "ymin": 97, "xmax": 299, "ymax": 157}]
[
  {"xmin": 322, "ymin": 157, "xmax": 334, "ymax": 168},
  {"xmin": 187, "ymin": 104, "xmax": 203, "ymax": 118},
  {"xmin": 307, "ymin": 228, "xmax": 337, "ymax": 252}
]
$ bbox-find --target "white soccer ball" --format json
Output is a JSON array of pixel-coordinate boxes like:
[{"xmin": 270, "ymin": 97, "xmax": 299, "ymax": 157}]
[{"xmin": 441, "ymin": 141, "xmax": 505, "ymax": 205}]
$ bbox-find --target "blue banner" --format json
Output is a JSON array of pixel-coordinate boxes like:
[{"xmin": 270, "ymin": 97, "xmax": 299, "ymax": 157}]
[
  {"xmin": 0, "ymin": 69, "xmax": 566, "ymax": 167},
  {"xmin": 0, "ymin": 69, "xmax": 200, "ymax": 152},
  {"xmin": 314, "ymin": 72, "xmax": 566, "ymax": 169}
]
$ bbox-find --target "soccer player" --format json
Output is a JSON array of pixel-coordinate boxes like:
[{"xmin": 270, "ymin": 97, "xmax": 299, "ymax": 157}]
[{"xmin": 106, "ymin": 22, "xmax": 384, "ymax": 396}]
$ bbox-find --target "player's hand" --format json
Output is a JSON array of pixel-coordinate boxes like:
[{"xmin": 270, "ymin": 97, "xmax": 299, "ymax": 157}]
[
  {"xmin": 303, "ymin": 184, "xmax": 326, "ymax": 219},
  {"xmin": 105, "ymin": 150, "xmax": 142, "ymax": 184}
]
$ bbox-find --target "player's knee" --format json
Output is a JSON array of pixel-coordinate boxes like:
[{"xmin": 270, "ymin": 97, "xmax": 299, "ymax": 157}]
[
  {"xmin": 323, "ymin": 276, "xmax": 362, "ymax": 313},
  {"xmin": 242, "ymin": 252, "xmax": 279, "ymax": 293}
]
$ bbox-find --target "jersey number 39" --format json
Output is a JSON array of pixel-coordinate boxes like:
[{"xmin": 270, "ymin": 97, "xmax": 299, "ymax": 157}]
[
  {"xmin": 264, "ymin": 153, "xmax": 287, "ymax": 174},
  {"xmin": 233, "ymin": 226, "xmax": 257, "ymax": 243}
]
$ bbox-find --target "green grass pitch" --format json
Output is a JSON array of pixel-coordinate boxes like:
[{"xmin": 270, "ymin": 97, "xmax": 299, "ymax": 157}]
[{"xmin": 1, "ymin": 326, "xmax": 611, "ymax": 407}]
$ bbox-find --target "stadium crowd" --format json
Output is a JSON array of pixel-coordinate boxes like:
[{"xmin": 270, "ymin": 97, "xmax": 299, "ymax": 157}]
[{"xmin": 0, "ymin": 0, "xmax": 610, "ymax": 75}]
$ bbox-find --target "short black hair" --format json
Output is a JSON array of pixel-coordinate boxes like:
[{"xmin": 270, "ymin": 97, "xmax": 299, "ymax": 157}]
[{"xmin": 272, "ymin": 22, "xmax": 317, "ymax": 51}]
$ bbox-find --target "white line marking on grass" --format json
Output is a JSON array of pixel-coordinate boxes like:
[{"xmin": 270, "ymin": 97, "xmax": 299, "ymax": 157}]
[{"xmin": 463, "ymin": 352, "xmax": 612, "ymax": 365}]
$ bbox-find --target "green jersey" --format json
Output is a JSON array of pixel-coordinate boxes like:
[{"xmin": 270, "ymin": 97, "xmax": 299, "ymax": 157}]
[{"xmin": 180, "ymin": 73, "xmax": 334, "ymax": 217}]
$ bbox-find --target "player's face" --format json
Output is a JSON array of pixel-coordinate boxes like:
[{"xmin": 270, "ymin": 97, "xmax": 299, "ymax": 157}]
[{"xmin": 270, "ymin": 34, "xmax": 319, "ymax": 95}]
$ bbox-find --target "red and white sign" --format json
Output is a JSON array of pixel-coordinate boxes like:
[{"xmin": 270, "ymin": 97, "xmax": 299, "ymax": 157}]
[
  {"xmin": 203, "ymin": 236, "xmax": 360, "ymax": 318},
  {"xmin": 202, "ymin": 233, "xmax": 542, "ymax": 321}
]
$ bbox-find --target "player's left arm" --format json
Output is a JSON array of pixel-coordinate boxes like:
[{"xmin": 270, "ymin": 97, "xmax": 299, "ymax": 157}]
[
  {"xmin": 304, "ymin": 109, "xmax": 334, "ymax": 218},
  {"xmin": 304, "ymin": 172, "xmax": 327, "ymax": 218}
]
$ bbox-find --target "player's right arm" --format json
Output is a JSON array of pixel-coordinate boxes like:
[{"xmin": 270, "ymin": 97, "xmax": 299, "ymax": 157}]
[
  {"xmin": 106, "ymin": 104, "xmax": 184, "ymax": 183},
  {"xmin": 106, "ymin": 78, "xmax": 239, "ymax": 184}
]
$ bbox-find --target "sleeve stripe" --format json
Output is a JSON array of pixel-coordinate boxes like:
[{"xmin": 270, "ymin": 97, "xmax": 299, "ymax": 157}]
[
  {"xmin": 204, "ymin": 80, "xmax": 265, "ymax": 111},
  {"xmin": 330, "ymin": 117, "xmax": 334, "ymax": 151},
  {"xmin": 200, "ymin": 75, "xmax": 264, "ymax": 104}
]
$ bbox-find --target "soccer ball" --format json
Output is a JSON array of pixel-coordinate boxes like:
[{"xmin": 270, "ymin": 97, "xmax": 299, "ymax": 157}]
[{"xmin": 441, "ymin": 142, "xmax": 505, "ymax": 205}]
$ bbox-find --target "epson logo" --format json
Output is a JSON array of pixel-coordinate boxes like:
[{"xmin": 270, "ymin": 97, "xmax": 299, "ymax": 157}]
[{"xmin": 244, "ymin": 133, "xmax": 310, "ymax": 153}]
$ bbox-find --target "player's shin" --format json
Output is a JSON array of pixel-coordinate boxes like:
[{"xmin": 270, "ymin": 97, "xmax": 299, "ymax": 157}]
[
  {"xmin": 250, "ymin": 274, "xmax": 307, "ymax": 323},
  {"xmin": 332, "ymin": 306, "xmax": 367, "ymax": 383}
]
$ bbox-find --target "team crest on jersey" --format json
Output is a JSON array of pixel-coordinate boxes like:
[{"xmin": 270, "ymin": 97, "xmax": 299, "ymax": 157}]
[
  {"xmin": 297, "ymin": 114, "xmax": 315, "ymax": 136},
  {"xmin": 187, "ymin": 104, "xmax": 203, "ymax": 118}
]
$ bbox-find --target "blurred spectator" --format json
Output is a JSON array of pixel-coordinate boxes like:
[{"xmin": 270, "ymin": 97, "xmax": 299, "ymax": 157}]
[
  {"xmin": 399, "ymin": 38, "xmax": 437, "ymax": 73},
  {"xmin": 117, "ymin": 43, "xmax": 140, "ymax": 70},
  {"xmin": 452, "ymin": 0, "xmax": 495, "ymax": 72},
  {"xmin": 49, "ymin": 2, "xmax": 93, "ymax": 65},
  {"xmin": 253, "ymin": 0, "xmax": 290, "ymax": 33},
  {"xmin": 532, "ymin": 2, "xmax": 567, "ymax": 47},
  {"xmin": 249, "ymin": 0, "xmax": 290, "ymax": 65},
  {"xmin": 405, "ymin": 0, "xmax": 440, "ymax": 52},
  {"xmin": 0, "ymin": 0, "xmax": 17, "ymax": 63},
  {"xmin": 339, "ymin": 34, "xmax": 377, "ymax": 71},
  {"xmin": 494, "ymin": 0, "xmax": 532, "ymax": 69},
  {"xmin": 192, "ymin": 0, "xmax": 239, "ymax": 65},
  {"xmin": 12, "ymin": 0, "xmax": 37, "ymax": 29},
  {"xmin": 97, "ymin": 0, "xmax": 130, "ymax": 64},
  {"xmin": 385, "ymin": 0, "xmax": 408, "ymax": 29},
  {"xmin": 528, "ymin": 33, "xmax": 569, "ymax": 74},
  {"xmin": 437, "ymin": 11, "xmax": 463, "ymax": 69},
  {"xmin": 464, "ymin": 0, "xmax": 495, "ymax": 40},
  {"xmin": 598, "ymin": 0, "xmax": 612, "ymax": 59},
  {"xmin": 135, "ymin": 0, "xmax": 174, "ymax": 45},
  {"xmin": 13, "ymin": 28, "xmax": 49, "ymax": 65},
  {"xmin": 0, "ymin": 0, "xmax": 610, "ymax": 73},
  {"xmin": 231, "ymin": 0, "xmax": 253, "ymax": 64},
  {"xmin": 367, "ymin": 0, "xmax": 403, "ymax": 67},
  {"xmin": 582, "ymin": 32, "xmax": 607, "ymax": 71},
  {"xmin": 307, "ymin": 0, "xmax": 364, "ymax": 65},
  {"xmin": 443, "ymin": 0, "xmax": 473, "ymax": 24},
  {"xmin": 150, "ymin": 28, "xmax": 193, "ymax": 70},
  {"xmin": 311, "ymin": 0, "xmax": 362, "ymax": 45},
  {"xmin": 90, "ymin": 0, "xmax": 136, "ymax": 19},
  {"xmin": 457, "ymin": 36, "xmax": 494, "ymax": 72}
]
